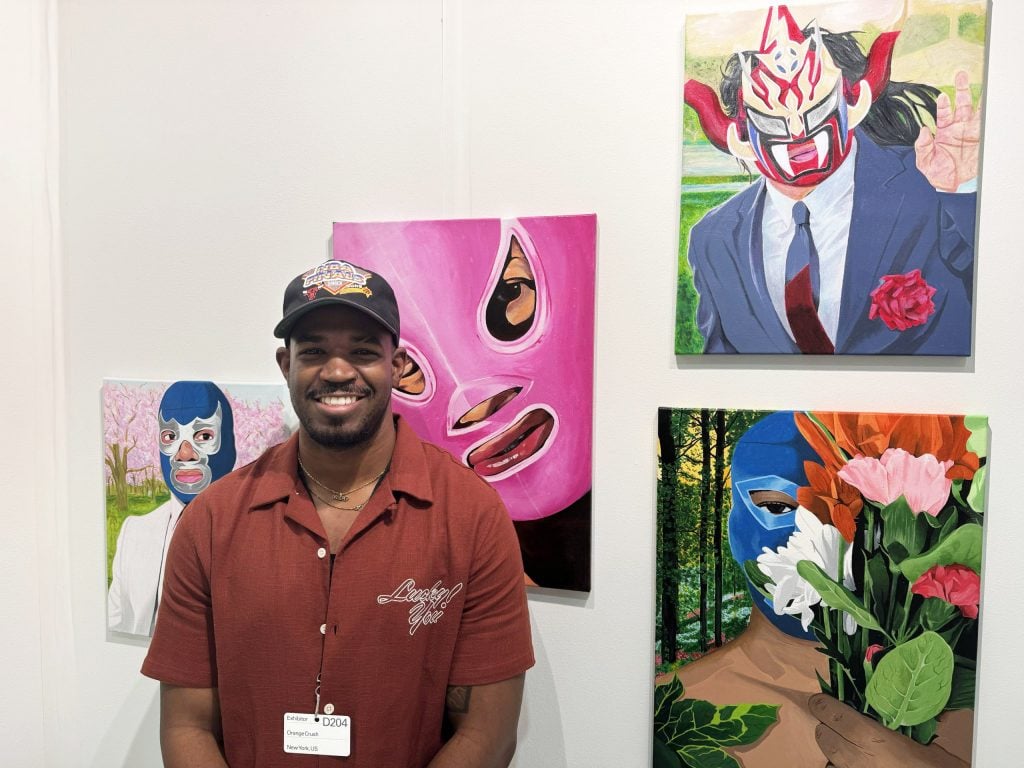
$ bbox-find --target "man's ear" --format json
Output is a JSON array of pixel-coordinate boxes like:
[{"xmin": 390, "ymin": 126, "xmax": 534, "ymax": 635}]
[
  {"xmin": 276, "ymin": 346, "xmax": 290, "ymax": 380},
  {"xmin": 391, "ymin": 346, "xmax": 408, "ymax": 388}
]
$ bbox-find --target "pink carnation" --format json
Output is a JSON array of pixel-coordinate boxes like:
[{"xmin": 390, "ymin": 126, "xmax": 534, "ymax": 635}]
[
  {"xmin": 911, "ymin": 564, "xmax": 980, "ymax": 619},
  {"xmin": 865, "ymin": 644, "xmax": 885, "ymax": 663},
  {"xmin": 869, "ymin": 269, "xmax": 937, "ymax": 331},
  {"xmin": 838, "ymin": 448, "xmax": 953, "ymax": 516}
]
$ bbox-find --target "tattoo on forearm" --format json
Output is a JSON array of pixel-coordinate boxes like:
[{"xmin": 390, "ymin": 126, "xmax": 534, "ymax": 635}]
[{"xmin": 445, "ymin": 685, "xmax": 472, "ymax": 714}]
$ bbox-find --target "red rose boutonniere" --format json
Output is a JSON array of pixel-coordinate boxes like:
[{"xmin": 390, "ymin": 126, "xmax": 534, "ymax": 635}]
[{"xmin": 868, "ymin": 269, "xmax": 937, "ymax": 331}]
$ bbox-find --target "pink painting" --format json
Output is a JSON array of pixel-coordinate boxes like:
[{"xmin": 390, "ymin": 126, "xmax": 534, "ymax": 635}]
[{"xmin": 332, "ymin": 215, "xmax": 596, "ymax": 591}]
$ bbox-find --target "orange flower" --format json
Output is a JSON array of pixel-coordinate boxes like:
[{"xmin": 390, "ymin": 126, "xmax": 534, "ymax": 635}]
[
  {"xmin": 795, "ymin": 412, "xmax": 979, "ymax": 481},
  {"xmin": 797, "ymin": 461, "xmax": 862, "ymax": 543}
]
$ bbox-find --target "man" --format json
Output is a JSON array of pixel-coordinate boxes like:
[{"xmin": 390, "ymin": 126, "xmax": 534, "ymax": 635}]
[
  {"xmin": 108, "ymin": 380, "xmax": 236, "ymax": 636},
  {"xmin": 142, "ymin": 258, "xmax": 534, "ymax": 767},
  {"xmin": 683, "ymin": 5, "xmax": 979, "ymax": 355}
]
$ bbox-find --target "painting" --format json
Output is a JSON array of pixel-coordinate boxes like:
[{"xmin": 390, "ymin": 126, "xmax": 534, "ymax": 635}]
[
  {"xmin": 654, "ymin": 408, "xmax": 987, "ymax": 767},
  {"xmin": 104, "ymin": 379, "xmax": 293, "ymax": 637},
  {"xmin": 332, "ymin": 215, "xmax": 596, "ymax": 591},
  {"xmin": 676, "ymin": 1, "xmax": 986, "ymax": 355}
]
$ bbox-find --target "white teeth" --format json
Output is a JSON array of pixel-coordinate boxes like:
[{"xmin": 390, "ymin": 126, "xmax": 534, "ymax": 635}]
[
  {"xmin": 814, "ymin": 132, "xmax": 829, "ymax": 167},
  {"xmin": 321, "ymin": 395, "xmax": 357, "ymax": 406},
  {"xmin": 771, "ymin": 144, "xmax": 794, "ymax": 177}
]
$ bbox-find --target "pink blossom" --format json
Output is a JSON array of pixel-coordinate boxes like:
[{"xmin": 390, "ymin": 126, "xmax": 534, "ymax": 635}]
[
  {"xmin": 838, "ymin": 448, "xmax": 953, "ymax": 516},
  {"xmin": 865, "ymin": 644, "xmax": 885, "ymax": 663},
  {"xmin": 869, "ymin": 269, "xmax": 937, "ymax": 331},
  {"xmin": 911, "ymin": 564, "xmax": 980, "ymax": 619}
]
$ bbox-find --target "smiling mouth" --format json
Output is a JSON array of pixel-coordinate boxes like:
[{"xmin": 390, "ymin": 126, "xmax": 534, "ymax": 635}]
[
  {"xmin": 318, "ymin": 394, "xmax": 361, "ymax": 406},
  {"xmin": 466, "ymin": 409, "xmax": 555, "ymax": 478}
]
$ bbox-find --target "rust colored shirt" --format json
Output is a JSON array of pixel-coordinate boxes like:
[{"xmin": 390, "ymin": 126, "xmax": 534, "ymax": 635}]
[{"xmin": 142, "ymin": 417, "xmax": 534, "ymax": 767}]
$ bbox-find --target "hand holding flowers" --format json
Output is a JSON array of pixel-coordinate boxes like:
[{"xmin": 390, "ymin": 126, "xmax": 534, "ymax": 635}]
[{"xmin": 748, "ymin": 412, "xmax": 986, "ymax": 746}]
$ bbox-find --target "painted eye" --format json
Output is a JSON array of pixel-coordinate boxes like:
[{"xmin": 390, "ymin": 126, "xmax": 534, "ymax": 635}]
[
  {"xmin": 194, "ymin": 429, "xmax": 216, "ymax": 443},
  {"xmin": 454, "ymin": 387, "xmax": 522, "ymax": 429},
  {"xmin": 396, "ymin": 355, "xmax": 426, "ymax": 396},
  {"xmin": 485, "ymin": 235, "xmax": 537, "ymax": 342},
  {"xmin": 746, "ymin": 108, "xmax": 789, "ymax": 138},
  {"xmin": 160, "ymin": 430, "xmax": 177, "ymax": 445},
  {"xmin": 805, "ymin": 85, "xmax": 840, "ymax": 132},
  {"xmin": 749, "ymin": 489, "xmax": 798, "ymax": 515}
]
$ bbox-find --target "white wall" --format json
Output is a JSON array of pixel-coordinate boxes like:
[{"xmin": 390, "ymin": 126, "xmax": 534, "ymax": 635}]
[{"xmin": 0, "ymin": 0, "xmax": 1014, "ymax": 764}]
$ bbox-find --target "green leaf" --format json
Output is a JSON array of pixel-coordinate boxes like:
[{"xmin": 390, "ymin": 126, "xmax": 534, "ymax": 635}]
[
  {"xmin": 967, "ymin": 465, "xmax": 987, "ymax": 514},
  {"xmin": 920, "ymin": 597, "xmax": 959, "ymax": 630},
  {"xmin": 796, "ymin": 560, "xmax": 883, "ymax": 632},
  {"xmin": 911, "ymin": 717, "xmax": 939, "ymax": 745},
  {"xmin": 704, "ymin": 704, "xmax": 779, "ymax": 747},
  {"xmin": 965, "ymin": 415, "xmax": 989, "ymax": 459},
  {"xmin": 886, "ymin": 542, "xmax": 909, "ymax": 569},
  {"xmin": 653, "ymin": 735, "xmax": 684, "ymax": 768},
  {"xmin": 866, "ymin": 631, "xmax": 954, "ymax": 727},
  {"xmin": 947, "ymin": 658, "xmax": 977, "ymax": 710},
  {"xmin": 678, "ymin": 745, "xmax": 741, "ymax": 768},
  {"xmin": 654, "ymin": 678, "xmax": 684, "ymax": 732},
  {"xmin": 653, "ymin": 675, "xmax": 779, "ymax": 760},
  {"xmin": 898, "ymin": 525, "xmax": 983, "ymax": 583},
  {"xmin": 881, "ymin": 498, "xmax": 928, "ymax": 558},
  {"xmin": 865, "ymin": 554, "xmax": 890, "ymax": 614},
  {"xmin": 743, "ymin": 559, "xmax": 773, "ymax": 599}
]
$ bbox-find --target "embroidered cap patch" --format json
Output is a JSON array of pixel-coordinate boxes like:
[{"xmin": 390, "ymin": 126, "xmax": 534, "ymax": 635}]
[{"xmin": 302, "ymin": 260, "xmax": 374, "ymax": 301}]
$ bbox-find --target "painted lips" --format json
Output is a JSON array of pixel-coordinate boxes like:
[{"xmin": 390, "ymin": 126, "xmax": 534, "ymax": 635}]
[
  {"xmin": 466, "ymin": 409, "xmax": 555, "ymax": 478},
  {"xmin": 174, "ymin": 469, "xmax": 205, "ymax": 485}
]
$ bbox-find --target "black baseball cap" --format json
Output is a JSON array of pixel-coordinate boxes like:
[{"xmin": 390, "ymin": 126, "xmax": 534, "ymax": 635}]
[{"xmin": 274, "ymin": 259, "xmax": 400, "ymax": 343}]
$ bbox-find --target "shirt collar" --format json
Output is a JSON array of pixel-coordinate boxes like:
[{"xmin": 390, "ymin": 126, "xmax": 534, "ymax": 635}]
[
  {"xmin": 248, "ymin": 414, "xmax": 434, "ymax": 509},
  {"xmin": 763, "ymin": 135, "xmax": 858, "ymax": 224}
]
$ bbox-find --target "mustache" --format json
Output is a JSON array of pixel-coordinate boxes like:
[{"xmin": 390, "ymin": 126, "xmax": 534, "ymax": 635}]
[{"xmin": 306, "ymin": 384, "xmax": 373, "ymax": 400}]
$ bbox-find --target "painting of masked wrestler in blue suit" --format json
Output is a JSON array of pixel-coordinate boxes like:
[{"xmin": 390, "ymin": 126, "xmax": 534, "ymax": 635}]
[
  {"xmin": 676, "ymin": 2, "xmax": 985, "ymax": 355},
  {"xmin": 654, "ymin": 408, "xmax": 986, "ymax": 767},
  {"xmin": 105, "ymin": 379, "xmax": 291, "ymax": 637}
]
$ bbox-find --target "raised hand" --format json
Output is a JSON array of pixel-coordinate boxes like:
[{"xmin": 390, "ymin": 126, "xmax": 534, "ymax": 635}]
[
  {"xmin": 914, "ymin": 70, "xmax": 981, "ymax": 192},
  {"xmin": 809, "ymin": 693, "xmax": 968, "ymax": 768}
]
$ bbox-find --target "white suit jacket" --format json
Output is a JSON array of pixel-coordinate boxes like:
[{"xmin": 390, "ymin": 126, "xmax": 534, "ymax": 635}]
[{"xmin": 107, "ymin": 496, "xmax": 184, "ymax": 636}]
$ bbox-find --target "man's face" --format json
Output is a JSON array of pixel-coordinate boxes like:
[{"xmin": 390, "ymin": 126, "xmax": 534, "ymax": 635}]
[
  {"xmin": 277, "ymin": 305, "xmax": 405, "ymax": 449},
  {"xmin": 158, "ymin": 403, "xmax": 224, "ymax": 496}
]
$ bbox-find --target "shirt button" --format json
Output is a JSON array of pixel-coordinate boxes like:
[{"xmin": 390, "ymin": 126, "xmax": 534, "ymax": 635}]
[
  {"xmin": 320, "ymin": 623, "xmax": 327, "ymax": 635},
  {"xmin": 324, "ymin": 703, "xmax": 334, "ymax": 715},
  {"xmin": 317, "ymin": 547, "xmax": 327, "ymax": 559}
]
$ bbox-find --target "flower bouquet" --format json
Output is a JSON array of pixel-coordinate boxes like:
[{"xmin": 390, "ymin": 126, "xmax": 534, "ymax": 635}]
[{"xmin": 745, "ymin": 412, "xmax": 987, "ymax": 744}]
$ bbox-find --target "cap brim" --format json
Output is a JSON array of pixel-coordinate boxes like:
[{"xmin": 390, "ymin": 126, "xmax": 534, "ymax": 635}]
[{"xmin": 274, "ymin": 296, "xmax": 398, "ymax": 341}]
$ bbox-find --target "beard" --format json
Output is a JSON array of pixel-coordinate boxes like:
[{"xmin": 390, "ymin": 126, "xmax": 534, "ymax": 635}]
[{"xmin": 291, "ymin": 383, "xmax": 391, "ymax": 449}]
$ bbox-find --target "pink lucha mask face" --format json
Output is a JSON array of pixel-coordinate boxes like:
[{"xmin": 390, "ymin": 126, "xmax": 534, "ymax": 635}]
[{"xmin": 331, "ymin": 216, "xmax": 596, "ymax": 521}]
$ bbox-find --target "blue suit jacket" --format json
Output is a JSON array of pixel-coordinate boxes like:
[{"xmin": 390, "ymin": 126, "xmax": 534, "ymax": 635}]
[{"xmin": 687, "ymin": 131, "xmax": 976, "ymax": 355}]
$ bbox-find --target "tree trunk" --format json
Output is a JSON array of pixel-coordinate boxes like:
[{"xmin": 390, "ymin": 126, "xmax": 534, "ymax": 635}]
[
  {"xmin": 713, "ymin": 409, "xmax": 726, "ymax": 647},
  {"xmin": 657, "ymin": 409, "xmax": 680, "ymax": 667},
  {"xmin": 698, "ymin": 409, "xmax": 711, "ymax": 653},
  {"xmin": 106, "ymin": 443, "xmax": 130, "ymax": 512}
]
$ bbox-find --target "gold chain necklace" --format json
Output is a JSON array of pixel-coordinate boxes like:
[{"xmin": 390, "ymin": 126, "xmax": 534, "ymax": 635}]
[
  {"xmin": 297, "ymin": 454, "xmax": 387, "ymax": 502},
  {"xmin": 306, "ymin": 484, "xmax": 372, "ymax": 512}
]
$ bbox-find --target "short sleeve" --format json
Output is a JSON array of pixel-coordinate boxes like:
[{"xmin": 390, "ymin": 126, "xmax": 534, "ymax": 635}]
[
  {"xmin": 447, "ymin": 502, "xmax": 535, "ymax": 686},
  {"xmin": 141, "ymin": 500, "xmax": 218, "ymax": 687}
]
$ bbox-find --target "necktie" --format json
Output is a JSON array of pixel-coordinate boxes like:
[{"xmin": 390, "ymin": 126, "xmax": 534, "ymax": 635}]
[{"xmin": 784, "ymin": 201, "xmax": 834, "ymax": 354}]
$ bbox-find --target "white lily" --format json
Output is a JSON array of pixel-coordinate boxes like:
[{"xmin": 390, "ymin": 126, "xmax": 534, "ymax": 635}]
[{"xmin": 756, "ymin": 507, "xmax": 857, "ymax": 634}]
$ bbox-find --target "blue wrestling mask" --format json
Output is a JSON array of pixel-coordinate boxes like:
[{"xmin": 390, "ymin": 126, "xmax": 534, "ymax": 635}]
[
  {"xmin": 158, "ymin": 381, "xmax": 236, "ymax": 505},
  {"xmin": 729, "ymin": 411, "xmax": 819, "ymax": 640}
]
